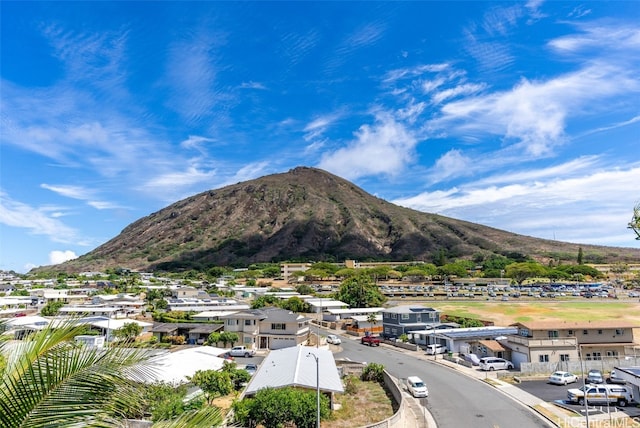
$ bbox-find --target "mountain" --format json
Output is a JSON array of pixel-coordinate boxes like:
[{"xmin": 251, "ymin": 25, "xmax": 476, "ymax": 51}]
[{"xmin": 50, "ymin": 167, "xmax": 640, "ymax": 273}]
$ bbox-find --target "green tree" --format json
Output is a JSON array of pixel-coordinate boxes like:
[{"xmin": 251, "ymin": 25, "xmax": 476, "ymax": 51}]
[
  {"xmin": 334, "ymin": 272, "xmax": 386, "ymax": 308},
  {"xmin": 577, "ymin": 247, "xmax": 584, "ymax": 265},
  {"xmin": 367, "ymin": 312, "xmax": 378, "ymax": 334},
  {"xmin": 233, "ymin": 387, "xmax": 329, "ymax": 428},
  {"xmin": 219, "ymin": 331, "xmax": 239, "ymax": 347},
  {"xmin": 114, "ymin": 322, "xmax": 143, "ymax": 342},
  {"xmin": 188, "ymin": 370, "xmax": 233, "ymax": 404},
  {"xmin": 0, "ymin": 319, "xmax": 222, "ymax": 428},
  {"xmin": 629, "ymin": 202, "xmax": 640, "ymax": 240},
  {"xmin": 39, "ymin": 300, "xmax": 64, "ymax": 316},
  {"xmin": 207, "ymin": 331, "xmax": 222, "ymax": 347},
  {"xmin": 281, "ymin": 296, "xmax": 310, "ymax": 313},
  {"xmin": 505, "ymin": 262, "xmax": 548, "ymax": 285}
]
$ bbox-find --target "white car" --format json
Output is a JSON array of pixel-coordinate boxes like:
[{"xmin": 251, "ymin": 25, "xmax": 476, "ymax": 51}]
[
  {"xmin": 479, "ymin": 357, "xmax": 514, "ymax": 371},
  {"xmin": 548, "ymin": 371, "xmax": 578, "ymax": 385},
  {"xmin": 406, "ymin": 376, "xmax": 429, "ymax": 398},
  {"xmin": 425, "ymin": 344, "xmax": 447, "ymax": 355},
  {"xmin": 326, "ymin": 334, "xmax": 341, "ymax": 345}
]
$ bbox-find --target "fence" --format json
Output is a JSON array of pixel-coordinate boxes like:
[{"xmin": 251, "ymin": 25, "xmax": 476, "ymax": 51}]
[{"xmin": 500, "ymin": 355, "xmax": 640, "ymax": 377}]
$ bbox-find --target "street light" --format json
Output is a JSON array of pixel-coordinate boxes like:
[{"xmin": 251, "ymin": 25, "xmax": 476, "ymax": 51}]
[
  {"xmin": 577, "ymin": 345, "xmax": 590, "ymax": 427},
  {"xmin": 307, "ymin": 352, "xmax": 320, "ymax": 428}
]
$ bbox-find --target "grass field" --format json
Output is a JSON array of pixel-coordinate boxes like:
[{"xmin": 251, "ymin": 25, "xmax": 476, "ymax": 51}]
[{"xmin": 430, "ymin": 300, "xmax": 640, "ymax": 325}]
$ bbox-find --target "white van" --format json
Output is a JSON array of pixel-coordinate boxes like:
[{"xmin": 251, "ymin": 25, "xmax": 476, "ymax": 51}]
[
  {"xmin": 425, "ymin": 344, "xmax": 447, "ymax": 355},
  {"xmin": 567, "ymin": 384, "xmax": 634, "ymax": 407},
  {"xmin": 406, "ymin": 376, "xmax": 429, "ymax": 398}
]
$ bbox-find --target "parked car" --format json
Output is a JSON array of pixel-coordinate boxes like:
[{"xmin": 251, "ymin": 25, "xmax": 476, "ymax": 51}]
[
  {"xmin": 326, "ymin": 334, "xmax": 341, "ymax": 345},
  {"xmin": 479, "ymin": 357, "xmax": 514, "ymax": 371},
  {"xmin": 229, "ymin": 346, "xmax": 256, "ymax": 358},
  {"xmin": 425, "ymin": 344, "xmax": 447, "ymax": 355},
  {"xmin": 567, "ymin": 384, "xmax": 633, "ymax": 407},
  {"xmin": 607, "ymin": 370, "xmax": 627, "ymax": 384},
  {"xmin": 406, "ymin": 376, "xmax": 429, "ymax": 398},
  {"xmin": 548, "ymin": 371, "xmax": 578, "ymax": 385},
  {"xmin": 463, "ymin": 353, "xmax": 480, "ymax": 366},
  {"xmin": 586, "ymin": 369, "xmax": 604, "ymax": 384},
  {"xmin": 361, "ymin": 333, "xmax": 381, "ymax": 346},
  {"xmin": 244, "ymin": 364, "xmax": 258, "ymax": 376}
]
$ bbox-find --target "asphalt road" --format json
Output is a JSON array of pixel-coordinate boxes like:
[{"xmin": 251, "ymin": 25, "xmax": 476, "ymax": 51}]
[{"xmin": 335, "ymin": 336, "xmax": 552, "ymax": 428}]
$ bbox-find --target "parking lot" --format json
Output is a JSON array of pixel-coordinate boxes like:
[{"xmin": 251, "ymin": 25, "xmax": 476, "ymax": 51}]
[{"xmin": 515, "ymin": 379, "xmax": 640, "ymax": 418}]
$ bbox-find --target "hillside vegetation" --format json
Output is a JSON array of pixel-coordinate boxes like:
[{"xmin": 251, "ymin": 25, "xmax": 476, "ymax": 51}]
[{"xmin": 43, "ymin": 167, "xmax": 640, "ymax": 273}]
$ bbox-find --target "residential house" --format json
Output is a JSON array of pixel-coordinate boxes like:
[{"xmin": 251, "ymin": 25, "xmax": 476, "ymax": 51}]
[
  {"xmin": 382, "ymin": 305, "xmax": 440, "ymax": 339},
  {"xmin": 256, "ymin": 307, "xmax": 311, "ymax": 350},
  {"xmin": 505, "ymin": 320, "xmax": 640, "ymax": 368},
  {"xmin": 223, "ymin": 309, "xmax": 264, "ymax": 349},
  {"xmin": 409, "ymin": 326, "xmax": 517, "ymax": 354},
  {"xmin": 244, "ymin": 345, "xmax": 343, "ymax": 407}
]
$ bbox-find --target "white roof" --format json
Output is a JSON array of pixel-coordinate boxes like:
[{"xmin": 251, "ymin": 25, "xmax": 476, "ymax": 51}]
[
  {"xmin": 351, "ymin": 314, "xmax": 382, "ymax": 322},
  {"xmin": 245, "ymin": 345, "xmax": 343, "ymax": 395},
  {"xmin": 142, "ymin": 346, "xmax": 228, "ymax": 384},
  {"xmin": 3, "ymin": 315, "xmax": 50, "ymax": 329},
  {"xmin": 327, "ymin": 307, "xmax": 383, "ymax": 315},
  {"xmin": 304, "ymin": 298, "xmax": 348, "ymax": 309}
]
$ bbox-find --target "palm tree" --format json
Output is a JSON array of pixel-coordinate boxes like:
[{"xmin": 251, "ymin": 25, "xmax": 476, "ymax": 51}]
[
  {"xmin": 367, "ymin": 312, "xmax": 378, "ymax": 335},
  {"xmin": 630, "ymin": 202, "xmax": 640, "ymax": 240},
  {"xmin": 0, "ymin": 319, "xmax": 222, "ymax": 427}
]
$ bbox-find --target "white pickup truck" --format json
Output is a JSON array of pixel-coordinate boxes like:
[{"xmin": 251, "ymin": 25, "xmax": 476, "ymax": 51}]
[
  {"xmin": 228, "ymin": 346, "xmax": 256, "ymax": 358},
  {"xmin": 567, "ymin": 384, "xmax": 633, "ymax": 407}
]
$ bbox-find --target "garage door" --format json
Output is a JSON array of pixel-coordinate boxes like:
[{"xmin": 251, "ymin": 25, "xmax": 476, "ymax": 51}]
[
  {"xmin": 270, "ymin": 337, "xmax": 296, "ymax": 350},
  {"xmin": 511, "ymin": 351, "xmax": 528, "ymax": 369}
]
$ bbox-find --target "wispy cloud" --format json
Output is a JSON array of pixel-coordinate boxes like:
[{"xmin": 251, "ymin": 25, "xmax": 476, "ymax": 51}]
[
  {"xmin": 0, "ymin": 191, "xmax": 80, "ymax": 244},
  {"xmin": 393, "ymin": 164, "xmax": 640, "ymax": 245}
]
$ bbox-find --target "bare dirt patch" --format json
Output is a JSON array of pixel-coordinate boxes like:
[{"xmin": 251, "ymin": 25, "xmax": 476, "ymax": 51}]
[{"xmin": 323, "ymin": 379, "xmax": 395, "ymax": 428}]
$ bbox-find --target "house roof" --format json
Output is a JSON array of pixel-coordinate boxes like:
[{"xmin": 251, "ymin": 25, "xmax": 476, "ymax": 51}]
[
  {"xmin": 142, "ymin": 346, "xmax": 228, "ymax": 384},
  {"xmin": 478, "ymin": 339, "xmax": 506, "ymax": 352},
  {"xmin": 260, "ymin": 307, "xmax": 310, "ymax": 323},
  {"xmin": 383, "ymin": 305, "xmax": 437, "ymax": 314},
  {"xmin": 244, "ymin": 345, "xmax": 344, "ymax": 395},
  {"xmin": 511, "ymin": 321, "xmax": 640, "ymax": 330}
]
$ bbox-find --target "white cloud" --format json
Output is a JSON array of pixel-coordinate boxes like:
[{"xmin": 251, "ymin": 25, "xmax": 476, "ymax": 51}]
[
  {"xmin": 0, "ymin": 191, "xmax": 79, "ymax": 244},
  {"xmin": 41, "ymin": 184, "xmax": 94, "ymax": 200},
  {"xmin": 49, "ymin": 250, "xmax": 78, "ymax": 265},
  {"xmin": 393, "ymin": 164, "xmax": 640, "ymax": 247},
  {"xmin": 317, "ymin": 113, "xmax": 416, "ymax": 180}
]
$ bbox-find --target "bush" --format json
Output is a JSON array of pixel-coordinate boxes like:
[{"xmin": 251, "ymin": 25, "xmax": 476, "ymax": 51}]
[{"xmin": 361, "ymin": 363, "xmax": 385, "ymax": 383}]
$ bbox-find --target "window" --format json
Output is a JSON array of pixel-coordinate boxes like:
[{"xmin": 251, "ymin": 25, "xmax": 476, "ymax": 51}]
[
  {"xmin": 548, "ymin": 330, "xmax": 559, "ymax": 338},
  {"xmin": 271, "ymin": 323, "xmax": 286, "ymax": 330},
  {"xmin": 592, "ymin": 352, "xmax": 602, "ymax": 360},
  {"xmin": 244, "ymin": 320, "xmax": 253, "ymax": 326},
  {"xmin": 615, "ymin": 329, "xmax": 624, "ymax": 335},
  {"xmin": 583, "ymin": 330, "xmax": 588, "ymax": 335},
  {"xmin": 568, "ymin": 330, "xmax": 574, "ymax": 336},
  {"xmin": 539, "ymin": 354, "xmax": 549, "ymax": 362},
  {"xmin": 243, "ymin": 337, "xmax": 252, "ymax": 344},
  {"xmin": 606, "ymin": 351, "xmax": 618, "ymax": 357},
  {"xmin": 560, "ymin": 354, "xmax": 570, "ymax": 362},
  {"xmin": 391, "ymin": 313, "xmax": 397, "ymax": 320},
  {"xmin": 597, "ymin": 329, "xmax": 603, "ymax": 335},
  {"xmin": 519, "ymin": 328, "xmax": 529, "ymax": 337},
  {"xmin": 401, "ymin": 314, "xmax": 410, "ymax": 320}
]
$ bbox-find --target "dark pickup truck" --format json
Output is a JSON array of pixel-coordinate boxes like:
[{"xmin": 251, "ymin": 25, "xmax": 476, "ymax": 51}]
[{"xmin": 361, "ymin": 334, "xmax": 381, "ymax": 346}]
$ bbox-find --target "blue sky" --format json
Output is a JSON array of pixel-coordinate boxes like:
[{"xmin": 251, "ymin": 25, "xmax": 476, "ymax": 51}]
[{"xmin": 1, "ymin": 1, "xmax": 639, "ymax": 273}]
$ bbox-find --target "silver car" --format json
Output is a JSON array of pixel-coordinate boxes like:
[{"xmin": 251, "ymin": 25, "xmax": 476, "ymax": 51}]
[{"xmin": 548, "ymin": 371, "xmax": 578, "ymax": 385}]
